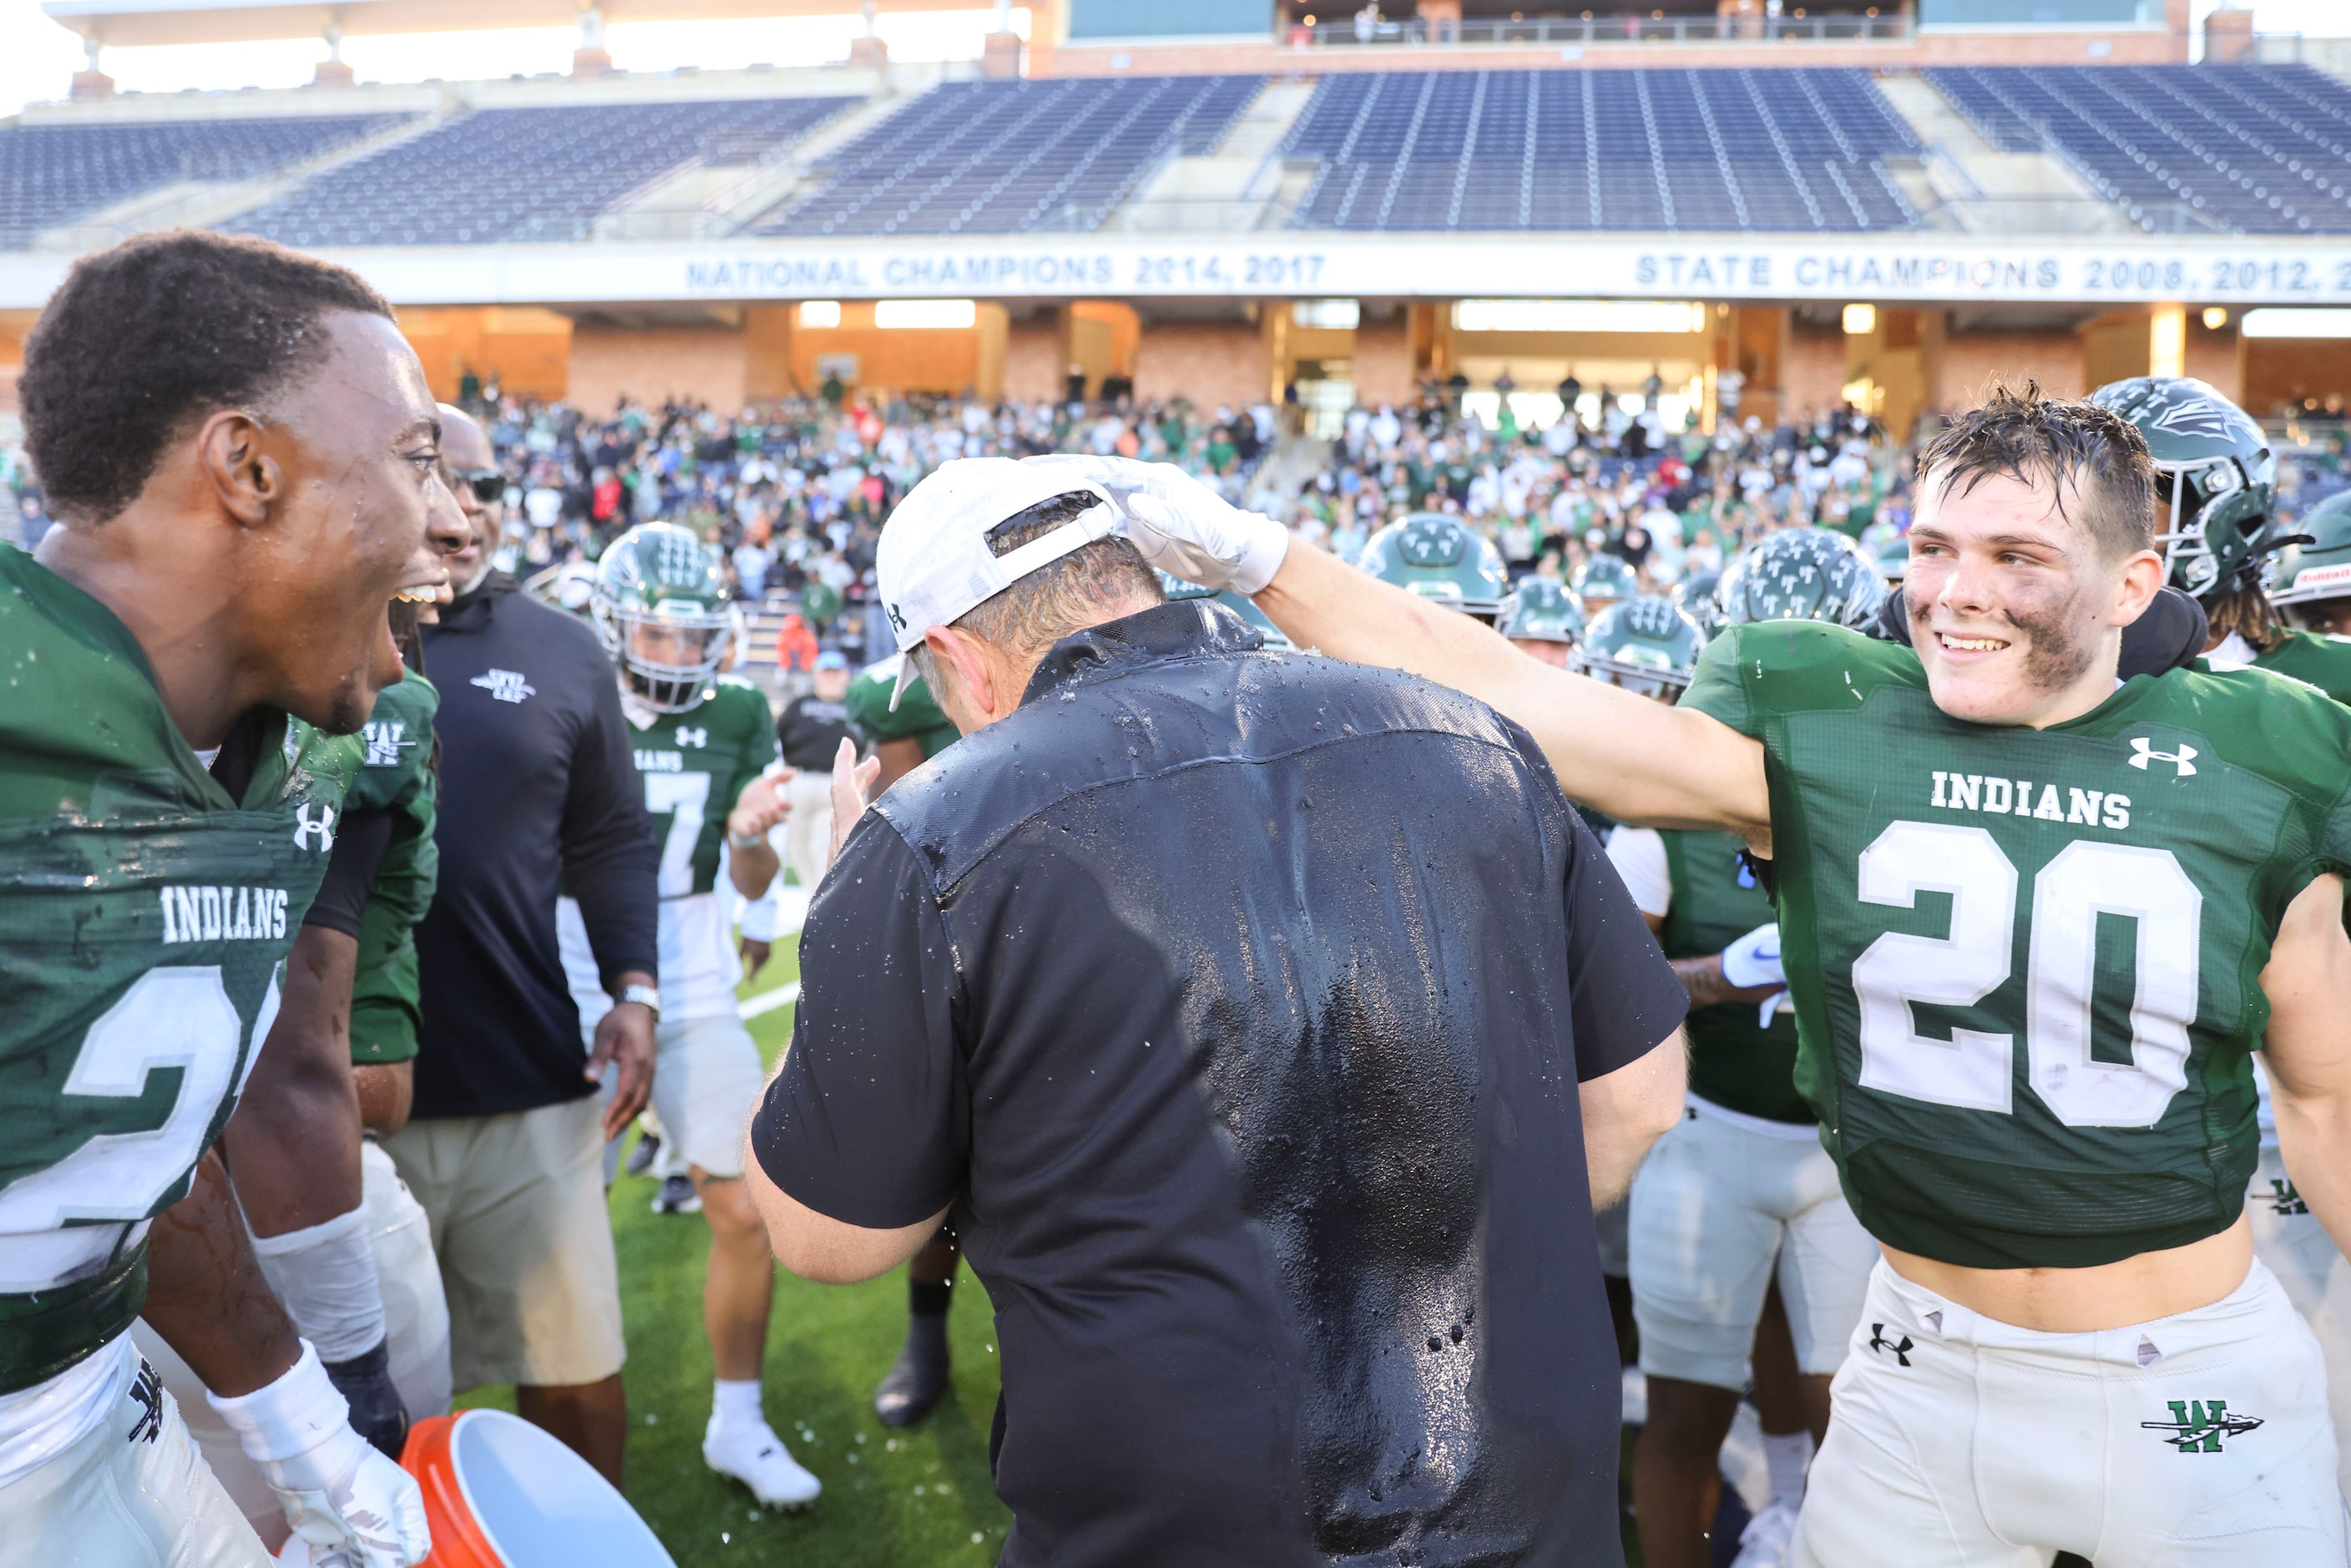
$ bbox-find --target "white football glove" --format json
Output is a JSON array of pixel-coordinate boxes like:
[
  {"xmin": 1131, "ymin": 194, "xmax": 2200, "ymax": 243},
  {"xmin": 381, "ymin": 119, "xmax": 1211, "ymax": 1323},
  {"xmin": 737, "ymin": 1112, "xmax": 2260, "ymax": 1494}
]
[
  {"xmin": 1720, "ymin": 923, "xmax": 1784, "ymax": 990},
  {"xmin": 1027, "ymin": 455, "xmax": 1291, "ymax": 594},
  {"xmin": 210, "ymin": 1342, "xmax": 431, "ymax": 1568}
]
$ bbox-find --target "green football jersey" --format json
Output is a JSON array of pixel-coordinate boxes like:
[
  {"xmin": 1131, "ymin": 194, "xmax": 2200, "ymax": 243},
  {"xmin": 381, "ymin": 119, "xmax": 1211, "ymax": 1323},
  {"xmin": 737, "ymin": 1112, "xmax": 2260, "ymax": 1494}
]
[
  {"xmin": 2253, "ymin": 627, "xmax": 2351, "ymax": 706},
  {"xmin": 635, "ymin": 677, "xmax": 779, "ymax": 900},
  {"xmin": 348, "ymin": 674, "xmax": 439, "ymax": 1066},
  {"xmin": 1684, "ymin": 620, "xmax": 2351, "ymax": 1269},
  {"xmin": 1659, "ymin": 829, "xmax": 1808, "ymax": 1125},
  {"xmin": 0, "ymin": 549, "xmax": 361, "ymax": 1391},
  {"xmin": 845, "ymin": 653, "xmax": 958, "ymax": 760}
]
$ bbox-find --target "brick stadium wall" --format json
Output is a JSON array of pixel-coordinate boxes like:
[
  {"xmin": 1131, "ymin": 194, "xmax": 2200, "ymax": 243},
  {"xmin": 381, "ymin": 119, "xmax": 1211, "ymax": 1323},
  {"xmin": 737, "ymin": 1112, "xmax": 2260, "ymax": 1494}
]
[
  {"xmin": 1133, "ymin": 318, "xmax": 1271, "ymax": 411},
  {"xmin": 1004, "ymin": 312, "xmax": 1065, "ymax": 402},
  {"xmin": 1780, "ymin": 317, "xmax": 1848, "ymax": 426},
  {"xmin": 1352, "ymin": 312, "xmax": 1415, "ymax": 407},
  {"xmin": 1928, "ymin": 325, "xmax": 2087, "ymax": 412},
  {"xmin": 2246, "ymin": 337, "xmax": 2351, "ymax": 419},
  {"xmin": 569, "ymin": 322, "xmax": 748, "ymax": 412}
]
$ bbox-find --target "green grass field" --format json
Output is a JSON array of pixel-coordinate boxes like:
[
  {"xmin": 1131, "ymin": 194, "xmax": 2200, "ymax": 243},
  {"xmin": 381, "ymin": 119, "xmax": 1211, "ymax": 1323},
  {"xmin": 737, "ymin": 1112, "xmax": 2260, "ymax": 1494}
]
[
  {"xmin": 454, "ymin": 936, "xmax": 1012, "ymax": 1566},
  {"xmin": 453, "ymin": 935, "xmax": 1650, "ymax": 1565}
]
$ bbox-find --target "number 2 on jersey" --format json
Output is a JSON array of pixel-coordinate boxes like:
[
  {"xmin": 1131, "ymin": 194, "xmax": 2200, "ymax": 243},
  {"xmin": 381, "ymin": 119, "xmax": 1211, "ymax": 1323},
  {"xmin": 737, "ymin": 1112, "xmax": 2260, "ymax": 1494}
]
[{"xmin": 1851, "ymin": 821, "xmax": 2201, "ymax": 1129}]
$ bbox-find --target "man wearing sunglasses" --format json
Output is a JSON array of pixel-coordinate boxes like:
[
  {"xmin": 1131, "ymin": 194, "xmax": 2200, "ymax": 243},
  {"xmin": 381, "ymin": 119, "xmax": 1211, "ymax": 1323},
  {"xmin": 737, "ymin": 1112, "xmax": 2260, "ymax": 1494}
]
[{"xmin": 442, "ymin": 448, "xmax": 509, "ymax": 591}]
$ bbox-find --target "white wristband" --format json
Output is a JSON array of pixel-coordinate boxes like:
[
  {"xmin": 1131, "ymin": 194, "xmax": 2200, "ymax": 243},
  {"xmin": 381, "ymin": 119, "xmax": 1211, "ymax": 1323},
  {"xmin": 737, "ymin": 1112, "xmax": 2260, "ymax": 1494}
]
[
  {"xmin": 249, "ymin": 1208, "xmax": 385, "ymax": 1363},
  {"xmin": 209, "ymin": 1341, "xmax": 351, "ymax": 1465}
]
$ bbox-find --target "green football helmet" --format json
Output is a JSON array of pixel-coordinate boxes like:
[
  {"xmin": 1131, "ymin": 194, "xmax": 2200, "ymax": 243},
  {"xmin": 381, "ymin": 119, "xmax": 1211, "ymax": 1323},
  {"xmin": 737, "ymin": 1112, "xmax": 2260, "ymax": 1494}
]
[
  {"xmin": 2090, "ymin": 377, "xmax": 2279, "ymax": 599},
  {"xmin": 1717, "ymin": 527, "xmax": 1887, "ymax": 630},
  {"xmin": 2273, "ymin": 490, "xmax": 2351, "ymax": 623},
  {"xmin": 1496, "ymin": 577, "xmax": 1585, "ymax": 645},
  {"xmin": 1357, "ymin": 513, "xmax": 1508, "ymax": 621},
  {"xmin": 592, "ymin": 522, "xmax": 732, "ymax": 711},
  {"xmin": 1158, "ymin": 572, "xmax": 1294, "ymax": 650},
  {"xmin": 1572, "ymin": 594, "xmax": 1707, "ymax": 701},
  {"xmin": 1672, "ymin": 567, "xmax": 1724, "ymax": 637},
  {"xmin": 1571, "ymin": 553, "xmax": 1641, "ymax": 610}
]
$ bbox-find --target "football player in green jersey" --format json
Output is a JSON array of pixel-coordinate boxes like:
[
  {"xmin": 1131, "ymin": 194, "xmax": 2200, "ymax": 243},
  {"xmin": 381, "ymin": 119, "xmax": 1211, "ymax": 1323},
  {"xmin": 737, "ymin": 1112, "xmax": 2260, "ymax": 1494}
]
[
  {"xmin": 1094, "ymin": 385, "xmax": 2351, "ymax": 1565},
  {"xmin": 3, "ymin": 231, "xmax": 445, "ymax": 1567},
  {"xmin": 1610, "ymin": 539, "xmax": 1881, "ymax": 1568},
  {"xmin": 2094, "ymin": 375, "xmax": 2351, "ymax": 706},
  {"xmin": 561, "ymin": 524, "xmax": 817, "ymax": 1508}
]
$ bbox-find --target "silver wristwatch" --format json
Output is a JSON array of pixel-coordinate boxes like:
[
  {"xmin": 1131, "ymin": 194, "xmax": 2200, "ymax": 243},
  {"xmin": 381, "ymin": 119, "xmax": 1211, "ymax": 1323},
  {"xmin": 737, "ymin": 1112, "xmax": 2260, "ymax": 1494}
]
[{"xmin": 617, "ymin": 983, "xmax": 662, "ymax": 1018}]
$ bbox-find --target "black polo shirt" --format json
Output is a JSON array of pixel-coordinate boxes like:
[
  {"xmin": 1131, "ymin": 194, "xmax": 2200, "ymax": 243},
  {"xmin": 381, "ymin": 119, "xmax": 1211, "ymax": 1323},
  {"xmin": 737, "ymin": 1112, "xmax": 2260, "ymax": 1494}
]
[{"xmin": 753, "ymin": 601, "xmax": 1684, "ymax": 1567}]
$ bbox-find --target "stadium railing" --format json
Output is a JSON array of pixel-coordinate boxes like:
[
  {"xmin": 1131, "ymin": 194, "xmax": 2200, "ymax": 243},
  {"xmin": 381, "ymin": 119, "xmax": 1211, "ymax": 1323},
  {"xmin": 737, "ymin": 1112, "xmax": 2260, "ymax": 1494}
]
[{"xmin": 1291, "ymin": 14, "xmax": 1914, "ymax": 48}]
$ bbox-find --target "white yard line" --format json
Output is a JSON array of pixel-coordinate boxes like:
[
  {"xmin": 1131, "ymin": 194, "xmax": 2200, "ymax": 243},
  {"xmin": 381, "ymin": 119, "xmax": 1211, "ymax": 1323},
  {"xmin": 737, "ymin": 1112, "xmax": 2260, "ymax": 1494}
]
[{"xmin": 739, "ymin": 982, "xmax": 802, "ymax": 1020}]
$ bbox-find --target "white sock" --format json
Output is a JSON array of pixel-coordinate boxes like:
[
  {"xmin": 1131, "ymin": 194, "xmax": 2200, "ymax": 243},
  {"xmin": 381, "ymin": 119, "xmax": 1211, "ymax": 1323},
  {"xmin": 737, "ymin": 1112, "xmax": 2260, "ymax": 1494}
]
[
  {"xmin": 711, "ymin": 1378, "xmax": 765, "ymax": 1433},
  {"xmin": 1762, "ymin": 1429, "xmax": 1814, "ymax": 1504}
]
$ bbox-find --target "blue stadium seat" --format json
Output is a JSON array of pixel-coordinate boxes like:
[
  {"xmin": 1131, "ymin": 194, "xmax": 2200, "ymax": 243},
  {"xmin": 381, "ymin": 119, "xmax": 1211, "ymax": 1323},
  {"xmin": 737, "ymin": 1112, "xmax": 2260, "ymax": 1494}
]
[
  {"xmin": 233, "ymin": 97, "xmax": 856, "ymax": 246},
  {"xmin": 1282, "ymin": 67, "xmax": 1919, "ymax": 233},
  {"xmin": 751, "ymin": 75, "xmax": 1260, "ymax": 237},
  {"xmin": 0, "ymin": 115, "xmax": 411, "ymax": 246},
  {"xmin": 1924, "ymin": 63, "xmax": 2351, "ymax": 235}
]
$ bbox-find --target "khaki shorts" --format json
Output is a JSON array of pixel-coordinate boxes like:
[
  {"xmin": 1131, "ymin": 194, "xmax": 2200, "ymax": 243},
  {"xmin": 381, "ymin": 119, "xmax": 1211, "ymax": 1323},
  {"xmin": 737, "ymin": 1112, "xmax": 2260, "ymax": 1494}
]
[
  {"xmin": 382, "ymin": 1095, "xmax": 624, "ymax": 1392},
  {"xmin": 0, "ymin": 1352, "xmax": 269, "ymax": 1568}
]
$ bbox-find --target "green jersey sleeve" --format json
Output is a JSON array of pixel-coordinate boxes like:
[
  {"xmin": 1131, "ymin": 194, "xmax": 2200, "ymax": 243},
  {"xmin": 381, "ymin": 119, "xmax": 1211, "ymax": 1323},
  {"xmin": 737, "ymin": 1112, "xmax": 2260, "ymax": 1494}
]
[
  {"xmin": 348, "ymin": 676, "xmax": 439, "ymax": 1066},
  {"xmin": 2254, "ymin": 628, "xmax": 2351, "ymax": 706}
]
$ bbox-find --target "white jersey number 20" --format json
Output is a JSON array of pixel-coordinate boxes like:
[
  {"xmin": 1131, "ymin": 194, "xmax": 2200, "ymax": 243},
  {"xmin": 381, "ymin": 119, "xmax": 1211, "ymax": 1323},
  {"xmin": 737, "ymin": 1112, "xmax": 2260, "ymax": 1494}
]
[{"xmin": 1850, "ymin": 821, "xmax": 2201, "ymax": 1129}]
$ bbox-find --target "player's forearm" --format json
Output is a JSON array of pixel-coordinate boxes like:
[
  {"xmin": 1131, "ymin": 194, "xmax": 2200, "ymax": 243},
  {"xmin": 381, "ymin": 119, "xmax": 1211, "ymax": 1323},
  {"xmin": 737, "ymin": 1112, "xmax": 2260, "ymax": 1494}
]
[
  {"xmin": 222, "ymin": 926, "xmax": 363, "ymax": 1234},
  {"xmin": 144, "ymin": 1150, "xmax": 303, "ymax": 1399},
  {"xmin": 1252, "ymin": 543, "xmax": 1767, "ymax": 837},
  {"xmin": 728, "ymin": 838, "xmax": 781, "ymax": 899},
  {"xmin": 354, "ymin": 1061, "xmax": 414, "ymax": 1136},
  {"xmin": 1670, "ymin": 953, "xmax": 1781, "ymax": 1011},
  {"xmin": 1579, "ymin": 1031, "xmax": 1688, "ymax": 1208}
]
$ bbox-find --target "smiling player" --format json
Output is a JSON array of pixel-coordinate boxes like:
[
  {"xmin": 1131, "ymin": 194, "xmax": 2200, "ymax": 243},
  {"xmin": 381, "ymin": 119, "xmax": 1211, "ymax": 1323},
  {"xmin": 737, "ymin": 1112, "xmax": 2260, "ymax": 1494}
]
[{"xmin": 1084, "ymin": 386, "xmax": 2351, "ymax": 1565}]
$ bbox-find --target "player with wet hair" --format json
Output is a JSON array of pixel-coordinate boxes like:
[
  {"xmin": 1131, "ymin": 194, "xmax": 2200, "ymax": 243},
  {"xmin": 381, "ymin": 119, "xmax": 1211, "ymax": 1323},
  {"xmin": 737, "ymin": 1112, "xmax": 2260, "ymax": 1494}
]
[{"xmin": 1105, "ymin": 384, "xmax": 2351, "ymax": 1565}]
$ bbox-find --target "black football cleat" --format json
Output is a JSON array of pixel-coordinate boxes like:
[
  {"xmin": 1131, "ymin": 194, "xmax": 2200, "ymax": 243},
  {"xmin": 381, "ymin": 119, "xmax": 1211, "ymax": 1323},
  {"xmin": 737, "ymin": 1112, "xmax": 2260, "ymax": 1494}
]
[
  {"xmin": 873, "ymin": 1313, "xmax": 950, "ymax": 1427},
  {"xmin": 625, "ymin": 1129, "xmax": 662, "ymax": 1179}
]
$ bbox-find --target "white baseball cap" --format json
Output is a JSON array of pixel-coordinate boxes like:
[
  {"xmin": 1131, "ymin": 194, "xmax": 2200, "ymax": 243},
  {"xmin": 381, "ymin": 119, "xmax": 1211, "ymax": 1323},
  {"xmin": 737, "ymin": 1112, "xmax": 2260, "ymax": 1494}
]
[{"xmin": 874, "ymin": 457, "xmax": 1121, "ymax": 709}]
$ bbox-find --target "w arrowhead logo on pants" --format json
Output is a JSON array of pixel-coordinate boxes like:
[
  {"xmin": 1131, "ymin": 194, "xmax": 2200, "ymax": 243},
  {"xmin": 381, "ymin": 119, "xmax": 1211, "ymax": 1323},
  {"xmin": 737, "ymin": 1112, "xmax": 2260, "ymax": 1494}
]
[{"xmin": 2143, "ymin": 1399, "xmax": 2263, "ymax": 1453}]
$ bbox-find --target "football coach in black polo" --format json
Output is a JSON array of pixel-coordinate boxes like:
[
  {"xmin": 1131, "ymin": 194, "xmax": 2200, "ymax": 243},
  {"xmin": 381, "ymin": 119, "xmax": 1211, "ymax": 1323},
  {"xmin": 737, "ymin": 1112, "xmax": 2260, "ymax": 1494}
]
[{"xmin": 744, "ymin": 456, "xmax": 1689, "ymax": 1566}]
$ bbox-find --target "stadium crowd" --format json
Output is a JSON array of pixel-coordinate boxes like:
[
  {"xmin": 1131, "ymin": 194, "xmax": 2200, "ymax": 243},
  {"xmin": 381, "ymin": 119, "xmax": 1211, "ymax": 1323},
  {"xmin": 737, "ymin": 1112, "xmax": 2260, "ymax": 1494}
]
[{"xmin": 16, "ymin": 225, "xmax": 2351, "ymax": 1568}]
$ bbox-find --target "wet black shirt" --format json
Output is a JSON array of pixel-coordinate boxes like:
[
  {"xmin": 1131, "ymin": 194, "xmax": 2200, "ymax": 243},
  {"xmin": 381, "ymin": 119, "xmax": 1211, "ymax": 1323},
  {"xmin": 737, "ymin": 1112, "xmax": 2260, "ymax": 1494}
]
[{"xmin": 753, "ymin": 601, "xmax": 1684, "ymax": 1567}]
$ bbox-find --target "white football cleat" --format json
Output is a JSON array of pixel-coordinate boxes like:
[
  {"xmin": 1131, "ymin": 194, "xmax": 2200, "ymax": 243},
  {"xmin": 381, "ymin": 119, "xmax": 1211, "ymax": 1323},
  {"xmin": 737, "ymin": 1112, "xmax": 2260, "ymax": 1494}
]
[
  {"xmin": 703, "ymin": 1419, "xmax": 822, "ymax": 1511},
  {"xmin": 1730, "ymin": 1497, "xmax": 1801, "ymax": 1568}
]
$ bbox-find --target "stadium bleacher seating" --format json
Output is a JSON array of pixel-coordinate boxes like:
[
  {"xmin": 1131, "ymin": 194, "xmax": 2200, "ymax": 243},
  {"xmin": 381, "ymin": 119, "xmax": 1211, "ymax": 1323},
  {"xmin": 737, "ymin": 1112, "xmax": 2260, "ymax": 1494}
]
[
  {"xmin": 0, "ymin": 114, "xmax": 411, "ymax": 246},
  {"xmin": 1925, "ymin": 63, "xmax": 2351, "ymax": 235},
  {"xmin": 751, "ymin": 75, "xmax": 1260, "ymax": 237},
  {"xmin": 235, "ymin": 97, "xmax": 855, "ymax": 246},
  {"xmin": 1281, "ymin": 68, "xmax": 1919, "ymax": 232}
]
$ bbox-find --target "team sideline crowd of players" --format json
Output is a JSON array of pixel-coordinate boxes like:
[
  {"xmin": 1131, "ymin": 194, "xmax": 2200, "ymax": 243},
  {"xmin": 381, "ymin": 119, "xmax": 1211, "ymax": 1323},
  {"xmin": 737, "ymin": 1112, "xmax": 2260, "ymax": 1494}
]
[{"xmin": 8, "ymin": 222, "xmax": 2351, "ymax": 1568}]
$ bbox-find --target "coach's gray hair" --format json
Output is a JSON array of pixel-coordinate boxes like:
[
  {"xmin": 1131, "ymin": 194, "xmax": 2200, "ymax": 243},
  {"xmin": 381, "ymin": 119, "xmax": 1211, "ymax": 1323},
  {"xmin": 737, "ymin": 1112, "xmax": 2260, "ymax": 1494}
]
[{"xmin": 903, "ymin": 490, "xmax": 1165, "ymax": 690}]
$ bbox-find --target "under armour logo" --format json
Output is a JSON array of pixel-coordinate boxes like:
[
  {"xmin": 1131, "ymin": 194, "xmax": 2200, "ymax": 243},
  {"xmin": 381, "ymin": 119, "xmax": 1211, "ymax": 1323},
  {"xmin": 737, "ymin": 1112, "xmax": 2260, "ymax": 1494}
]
[
  {"xmin": 127, "ymin": 1360, "xmax": 164, "ymax": 1444},
  {"xmin": 2127, "ymin": 736, "xmax": 2197, "ymax": 776},
  {"xmin": 675, "ymin": 727, "xmax": 709, "ymax": 748},
  {"xmin": 361, "ymin": 720, "xmax": 412, "ymax": 768},
  {"xmin": 2144, "ymin": 1399, "xmax": 2263, "ymax": 1454},
  {"xmin": 884, "ymin": 602, "xmax": 907, "ymax": 635},
  {"xmin": 471, "ymin": 668, "xmax": 537, "ymax": 704},
  {"xmin": 291, "ymin": 803, "xmax": 336, "ymax": 852},
  {"xmin": 1868, "ymin": 1324, "xmax": 1914, "ymax": 1367}
]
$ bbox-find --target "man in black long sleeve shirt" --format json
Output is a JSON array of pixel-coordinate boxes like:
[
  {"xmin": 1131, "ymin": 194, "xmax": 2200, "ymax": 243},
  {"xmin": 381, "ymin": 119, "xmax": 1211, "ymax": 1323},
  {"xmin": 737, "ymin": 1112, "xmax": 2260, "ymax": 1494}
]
[{"xmin": 384, "ymin": 407, "xmax": 659, "ymax": 1487}]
